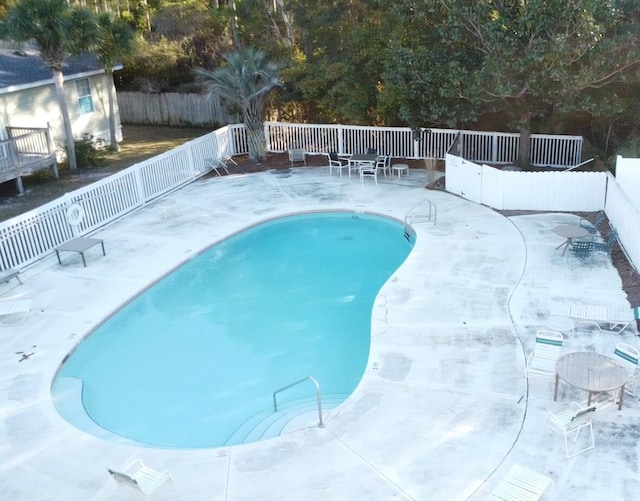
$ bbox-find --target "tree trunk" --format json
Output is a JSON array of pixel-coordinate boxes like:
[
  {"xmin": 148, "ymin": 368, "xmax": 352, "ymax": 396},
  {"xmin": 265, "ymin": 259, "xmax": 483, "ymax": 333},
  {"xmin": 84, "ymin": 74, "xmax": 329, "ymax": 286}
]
[
  {"xmin": 229, "ymin": 0, "xmax": 241, "ymax": 49},
  {"xmin": 245, "ymin": 116, "xmax": 266, "ymax": 162},
  {"xmin": 518, "ymin": 128, "xmax": 530, "ymax": 167},
  {"xmin": 106, "ymin": 69, "xmax": 120, "ymax": 151},
  {"xmin": 52, "ymin": 69, "xmax": 78, "ymax": 170}
]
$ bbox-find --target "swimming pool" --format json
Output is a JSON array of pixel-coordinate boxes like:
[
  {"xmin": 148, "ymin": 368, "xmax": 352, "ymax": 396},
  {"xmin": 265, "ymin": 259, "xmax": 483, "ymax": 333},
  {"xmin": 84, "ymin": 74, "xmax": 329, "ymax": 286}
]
[{"xmin": 52, "ymin": 211, "xmax": 414, "ymax": 448}]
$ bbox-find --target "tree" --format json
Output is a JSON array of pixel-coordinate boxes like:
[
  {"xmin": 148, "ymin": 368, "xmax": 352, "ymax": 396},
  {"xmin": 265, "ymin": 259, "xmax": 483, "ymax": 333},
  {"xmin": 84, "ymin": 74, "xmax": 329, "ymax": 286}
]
[
  {"xmin": 195, "ymin": 47, "xmax": 281, "ymax": 162},
  {"xmin": 381, "ymin": 0, "xmax": 640, "ymax": 164},
  {"xmin": 95, "ymin": 12, "xmax": 135, "ymax": 151},
  {"xmin": 0, "ymin": 0, "xmax": 99, "ymax": 170}
]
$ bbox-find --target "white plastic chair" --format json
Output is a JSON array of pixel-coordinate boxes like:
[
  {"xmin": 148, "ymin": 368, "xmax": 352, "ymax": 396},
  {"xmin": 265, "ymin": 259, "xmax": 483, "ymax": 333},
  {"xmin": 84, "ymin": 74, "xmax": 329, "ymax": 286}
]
[
  {"xmin": 526, "ymin": 330, "xmax": 563, "ymax": 382},
  {"xmin": 288, "ymin": 148, "xmax": 306, "ymax": 166},
  {"xmin": 107, "ymin": 459, "xmax": 180, "ymax": 500},
  {"xmin": 546, "ymin": 402, "xmax": 596, "ymax": 459}
]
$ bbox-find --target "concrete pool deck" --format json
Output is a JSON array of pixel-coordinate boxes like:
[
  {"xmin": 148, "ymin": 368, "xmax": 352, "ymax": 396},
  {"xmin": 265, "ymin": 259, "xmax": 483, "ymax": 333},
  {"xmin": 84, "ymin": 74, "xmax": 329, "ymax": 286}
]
[{"xmin": 1, "ymin": 166, "xmax": 639, "ymax": 500}]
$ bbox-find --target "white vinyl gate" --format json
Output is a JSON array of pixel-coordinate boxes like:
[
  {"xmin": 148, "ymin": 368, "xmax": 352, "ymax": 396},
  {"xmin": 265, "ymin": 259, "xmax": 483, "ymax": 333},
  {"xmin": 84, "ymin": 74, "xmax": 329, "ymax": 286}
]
[{"xmin": 444, "ymin": 154, "xmax": 483, "ymax": 204}]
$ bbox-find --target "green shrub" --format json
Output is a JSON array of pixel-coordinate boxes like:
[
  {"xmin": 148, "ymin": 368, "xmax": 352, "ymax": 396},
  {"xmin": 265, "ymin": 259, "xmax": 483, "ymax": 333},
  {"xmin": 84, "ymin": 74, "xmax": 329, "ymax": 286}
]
[{"xmin": 74, "ymin": 134, "xmax": 107, "ymax": 169}]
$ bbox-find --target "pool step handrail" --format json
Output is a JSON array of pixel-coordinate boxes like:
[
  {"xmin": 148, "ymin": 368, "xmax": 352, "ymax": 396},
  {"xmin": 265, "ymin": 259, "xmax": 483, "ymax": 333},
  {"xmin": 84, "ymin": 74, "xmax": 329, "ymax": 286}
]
[
  {"xmin": 273, "ymin": 376, "xmax": 324, "ymax": 427},
  {"xmin": 405, "ymin": 198, "xmax": 437, "ymax": 227}
]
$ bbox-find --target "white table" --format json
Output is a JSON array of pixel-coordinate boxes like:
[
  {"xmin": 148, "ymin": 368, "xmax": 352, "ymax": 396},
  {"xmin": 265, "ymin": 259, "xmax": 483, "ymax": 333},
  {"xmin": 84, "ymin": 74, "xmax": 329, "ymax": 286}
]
[
  {"xmin": 392, "ymin": 163, "xmax": 409, "ymax": 177},
  {"xmin": 546, "ymin": 315, "xmax": 575, "ymax": 335},
  {"xmin": 555, "ymin": 352, "xmax": 629, "ymax": 410}
]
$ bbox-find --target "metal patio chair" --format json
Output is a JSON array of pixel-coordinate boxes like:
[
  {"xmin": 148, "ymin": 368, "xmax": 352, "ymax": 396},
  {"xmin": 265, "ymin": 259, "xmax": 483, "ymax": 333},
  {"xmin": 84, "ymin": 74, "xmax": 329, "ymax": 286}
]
[
  {"xmin": 288, "ymin": 148, "xmax": 306, "ymax": 166},
  {"xmin": 579, "ymin": 210, "xmax": 605, "ymax": 235},
  {"xmin": 546, "ymin": 402, "xmax": 596, "ymax": 459}
]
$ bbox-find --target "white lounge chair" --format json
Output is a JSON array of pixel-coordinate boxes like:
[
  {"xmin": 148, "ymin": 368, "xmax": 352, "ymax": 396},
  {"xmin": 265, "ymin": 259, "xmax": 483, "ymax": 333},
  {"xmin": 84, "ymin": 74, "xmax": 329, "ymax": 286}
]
[
  {"xmin": 526, "ymin": 330, "xmax": 564, "ymax": 382},
  {"xmin": 488, "ymin": 464, "xmax": 553, "ymax": 501},
  {"xmin": 0, "ymin": 298, "xmax": 31, "ymax": 326},
  {"xmin": 546, "ymin": 401, "xmax": 596, "ymax": 459},
  {"xmin": 551, "ymin": 303, "xmax": 637, "ymax": 334},
  {"xmin": 107, "ymin": 459, "xmax": 180, "ymax": 500},
  {"xmin": 611, "ymin": 342, "xmax": 639, "ymax": 398},
  {"xmin": 0, "ymin": 269, "xmax": 22, "ymax": 286}
]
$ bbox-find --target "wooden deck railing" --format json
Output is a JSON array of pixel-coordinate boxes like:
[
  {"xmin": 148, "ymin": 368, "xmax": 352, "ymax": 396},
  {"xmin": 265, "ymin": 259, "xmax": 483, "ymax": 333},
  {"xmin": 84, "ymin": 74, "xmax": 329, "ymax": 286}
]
[{"xmin": 1, "ymin": 126, "xmax": 58, "ymax": 194}]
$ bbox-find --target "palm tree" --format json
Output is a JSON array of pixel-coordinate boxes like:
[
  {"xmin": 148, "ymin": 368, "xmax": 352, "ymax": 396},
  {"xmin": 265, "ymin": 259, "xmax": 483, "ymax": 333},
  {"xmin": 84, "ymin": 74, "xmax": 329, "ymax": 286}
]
[
  {"xmin": 95, "ymin": 12, "xmax": 135, "ymax": 152},
  {"xmin": 0, "ymin": 0, "xmax": 99, "ymax": 170},
  {"xmin": 195, "ymin": 48, "xmax": 281, "ymax": 163}
]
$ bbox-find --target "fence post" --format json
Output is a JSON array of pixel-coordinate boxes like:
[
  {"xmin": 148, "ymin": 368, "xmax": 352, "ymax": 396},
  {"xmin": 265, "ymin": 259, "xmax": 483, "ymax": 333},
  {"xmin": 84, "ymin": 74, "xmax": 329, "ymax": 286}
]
[
  {"xmin": 338, "ymin": 125, "xmax": 344, "ymax": 155},
  {"xmin": 492, "ymin": 133, "xmax": 498, "ymax": 164}
]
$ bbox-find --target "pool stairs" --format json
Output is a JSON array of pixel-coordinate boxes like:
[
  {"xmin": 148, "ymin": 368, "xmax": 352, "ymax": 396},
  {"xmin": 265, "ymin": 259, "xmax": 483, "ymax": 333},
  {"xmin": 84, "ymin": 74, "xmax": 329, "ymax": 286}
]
[{"xmin": 224, "ymin": 394, "xmax": 349, "ymax": 445}]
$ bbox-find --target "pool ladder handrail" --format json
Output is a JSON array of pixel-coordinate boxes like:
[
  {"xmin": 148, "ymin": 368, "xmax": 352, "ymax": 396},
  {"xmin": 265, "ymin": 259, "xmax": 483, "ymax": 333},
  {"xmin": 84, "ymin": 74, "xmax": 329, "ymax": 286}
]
[
  {"xmin": 405, "ymin": 198, "xmax": 437, "ymax": 227},
  {"xmin": 273, "ymin": 376, "xmax": 324, "ymax": 428}
]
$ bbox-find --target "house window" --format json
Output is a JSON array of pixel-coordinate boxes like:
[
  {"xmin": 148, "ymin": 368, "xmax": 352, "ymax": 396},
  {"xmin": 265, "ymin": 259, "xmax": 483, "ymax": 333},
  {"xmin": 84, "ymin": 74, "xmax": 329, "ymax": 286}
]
[{"xmin": 75, "ymin": 78, "xmax": 94, "ymax": 114}]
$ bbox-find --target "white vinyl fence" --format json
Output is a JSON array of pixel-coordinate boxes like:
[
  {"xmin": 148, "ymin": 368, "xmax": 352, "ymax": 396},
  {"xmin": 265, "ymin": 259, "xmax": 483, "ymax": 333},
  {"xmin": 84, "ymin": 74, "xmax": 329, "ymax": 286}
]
[
  {"xmin": 606, "ymin": 157, "xmax": 640, "ymax": 271},
  {"xmin": 445, "ymin": 153, "xmax": 640, "ymax": 272},
  {"xmin": 445, "ymin": 154, "xmax": 607, "ymax": 211}
]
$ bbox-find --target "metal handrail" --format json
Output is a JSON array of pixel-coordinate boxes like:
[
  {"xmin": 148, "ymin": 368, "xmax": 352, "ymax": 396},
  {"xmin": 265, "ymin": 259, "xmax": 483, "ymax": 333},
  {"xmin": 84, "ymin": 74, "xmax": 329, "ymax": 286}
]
[
  {"xmin": 272, "ymin": 376, "xmax": 324, "ymax": 427},
  {"xmin": 405, "ymin": 198, "xmax": 437, "ymax": 226}
]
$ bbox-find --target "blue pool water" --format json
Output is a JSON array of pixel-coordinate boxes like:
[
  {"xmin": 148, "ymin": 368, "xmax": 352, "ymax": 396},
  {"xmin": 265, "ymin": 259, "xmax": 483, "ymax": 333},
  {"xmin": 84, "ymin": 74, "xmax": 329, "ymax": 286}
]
[{"xmin": 52, "ymin": 212, "xmax": 414, "ymax": 448}]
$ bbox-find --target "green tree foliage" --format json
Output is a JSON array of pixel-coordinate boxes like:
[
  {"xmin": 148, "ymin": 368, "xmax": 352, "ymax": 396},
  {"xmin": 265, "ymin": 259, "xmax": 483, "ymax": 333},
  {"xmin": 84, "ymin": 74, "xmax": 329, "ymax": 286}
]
[
  {"xmin": 0, "ymin": 0, "xmax": 100, "ymax": 170},
  {"xmin": 195, "ymin": 47, "xmax": 281, "ymax": 162}
]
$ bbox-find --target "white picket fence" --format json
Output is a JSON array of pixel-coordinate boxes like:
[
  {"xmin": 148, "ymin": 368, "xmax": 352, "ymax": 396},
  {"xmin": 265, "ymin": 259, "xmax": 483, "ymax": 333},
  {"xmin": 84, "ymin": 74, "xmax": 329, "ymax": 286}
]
[
  {"xmin": 2, "ymin": 120, "xmax": 636, "ymax": 273},
  {"xmin": 265, "ymin": 122, "xmax": 582, "ymax": 168},
  {"xmin": 0, "ymin": 125, "xmax": 240, "ymax": 270}
]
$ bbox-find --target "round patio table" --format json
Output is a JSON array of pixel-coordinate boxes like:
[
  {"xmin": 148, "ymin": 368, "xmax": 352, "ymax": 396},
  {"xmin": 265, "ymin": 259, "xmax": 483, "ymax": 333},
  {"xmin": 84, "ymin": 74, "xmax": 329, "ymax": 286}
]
[
  {"xmin": 552, "ymin": 225, "xmax": 590, "ymax": 256},
  {"xmin": 554, "ymin": 351, "xmax": 629, "ymax": 410}
]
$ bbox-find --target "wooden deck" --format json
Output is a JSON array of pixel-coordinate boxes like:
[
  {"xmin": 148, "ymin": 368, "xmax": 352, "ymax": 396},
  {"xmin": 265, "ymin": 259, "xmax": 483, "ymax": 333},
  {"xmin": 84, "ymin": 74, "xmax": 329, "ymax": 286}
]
[{"xmin": 1, "ymin": 127, "xmax": 58, "ymax": 195}]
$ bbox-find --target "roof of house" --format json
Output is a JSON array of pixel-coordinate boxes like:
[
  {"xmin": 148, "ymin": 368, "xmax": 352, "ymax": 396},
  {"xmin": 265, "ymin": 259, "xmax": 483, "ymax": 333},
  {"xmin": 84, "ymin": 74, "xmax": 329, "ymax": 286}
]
[{"xmin": 0, "ymin": 47, "xmax": 116, "ymax": 92}]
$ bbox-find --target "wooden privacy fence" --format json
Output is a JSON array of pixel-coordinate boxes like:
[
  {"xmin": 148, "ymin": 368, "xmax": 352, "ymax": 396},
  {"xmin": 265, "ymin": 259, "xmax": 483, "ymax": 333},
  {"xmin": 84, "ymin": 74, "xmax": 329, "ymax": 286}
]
[
  {"xmin": 118, "ymin": 92, "xmax": 236, "ymax": 127},
  {"xmin": 264, "ymin": 122, "xmax": 583, "ymax": 168}
]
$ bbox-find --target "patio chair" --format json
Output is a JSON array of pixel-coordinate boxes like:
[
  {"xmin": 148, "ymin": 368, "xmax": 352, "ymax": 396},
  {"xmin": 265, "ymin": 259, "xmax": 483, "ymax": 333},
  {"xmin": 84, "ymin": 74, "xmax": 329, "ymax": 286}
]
[
  {"xmin": 359, "ymin": 161, "xmax": 379, "ymax": 184},
  {"xmin": 288, "ymin": 148, "xmax": 306, "ymax": 167},
  {"xmin": 579, "ymin": 210, "xmax": 605, "ymax": 235},
  {"xmin": 0, "ymin": 298, "xmax": 32, "ymax": 326},
  {"xmin": 568, "ymin": 240, "xmax": 593, "ymax": 267},
  {"xmin": 205, "ymin": 155, "xmax": 237, "ymax": 176},
  {"xmin": 376, "ymin": 155, "xmax": 391, "ymax": 178},
  {"xmin": 551, "ymin": 303, "xmax": 635, "ymax": 334},
  {"xmin": 592, "ymin": 229, "xmax": 618, "ymax": 256},
  {"xmin": 107, "ymin": 459, "xmax": 180, "ymax": 500},
  {"xmin": 526, "ymin": 330, "xmax": 563, "ymax": 382},
  {"xmin": 488, "ymin": 464, "xmax": 553, "ymax": 501},
  {"xmin": 545, "ymin": 401, "xmax": 596, "ymax": 458},
  {"xmin": 611, "ymin": 342, "xmax": 639, "ymax": 398},
  {"xmin": 327, "ymin": 152, "xmax": 349, "ymax": 177}
]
